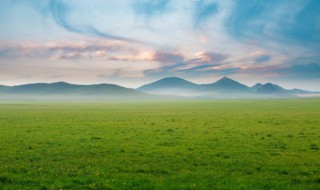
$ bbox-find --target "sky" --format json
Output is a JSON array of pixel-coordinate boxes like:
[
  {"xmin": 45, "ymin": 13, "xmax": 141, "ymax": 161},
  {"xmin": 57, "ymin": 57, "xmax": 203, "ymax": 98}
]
[{"xmin": 0, "ymin": 0, "xmax": 319, "ymax": 91}]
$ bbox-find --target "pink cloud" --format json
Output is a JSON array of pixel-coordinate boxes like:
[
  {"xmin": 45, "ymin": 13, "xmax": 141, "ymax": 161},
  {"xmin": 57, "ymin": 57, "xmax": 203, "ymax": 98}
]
[
  {"xmin": 0, "ymin": 40, "xmax": 151, "ymax": 62},
  {"xmin": 195, "ymin": 51, "xmax": 229, "ymax": 63},
  {"xmin": 152, "ymin": 51, "xmax": 185, "ymax": 63}
]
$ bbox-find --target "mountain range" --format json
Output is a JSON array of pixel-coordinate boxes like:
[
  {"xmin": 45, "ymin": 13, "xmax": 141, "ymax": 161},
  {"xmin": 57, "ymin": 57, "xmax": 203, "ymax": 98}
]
[
  {"xmin": 138, "ymin": 76, "xmax": 315, "ymax": 97},
  {"xmin": 0, "ymin": 82, "xmax": 149, "ymax": 100},
  {"xmin": 0, "ymin": 77, "xmax": 318, "ymax": 100}
]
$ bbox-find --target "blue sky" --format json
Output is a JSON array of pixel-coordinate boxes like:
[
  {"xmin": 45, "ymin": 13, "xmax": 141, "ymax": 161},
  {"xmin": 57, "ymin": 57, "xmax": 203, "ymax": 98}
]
[{"xmin": 0, "ymin": 0, "xmax": 319, "ymax": 90}]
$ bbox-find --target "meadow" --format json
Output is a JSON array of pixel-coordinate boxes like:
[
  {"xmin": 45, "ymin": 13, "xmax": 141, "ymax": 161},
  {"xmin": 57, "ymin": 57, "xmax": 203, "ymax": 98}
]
[{"xmin": 0, "ymin": 99, "xmax": 319, "ymax": 189}]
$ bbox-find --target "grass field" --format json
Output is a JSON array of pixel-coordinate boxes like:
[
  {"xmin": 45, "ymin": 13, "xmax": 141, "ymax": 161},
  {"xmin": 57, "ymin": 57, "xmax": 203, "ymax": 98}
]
[{"xmin": 0, "ymin": 99, "xmax": 320, "ymax": 189}]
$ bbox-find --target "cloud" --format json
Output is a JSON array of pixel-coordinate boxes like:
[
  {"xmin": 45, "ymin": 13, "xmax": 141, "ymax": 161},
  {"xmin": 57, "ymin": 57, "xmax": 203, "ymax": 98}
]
[
  {"xmin": 204, "ymin": 67, "xmax": 240, "ymax": 75},
  {"xmin": 6, "ymin": 0, "xmax": 50, "ymax": 16},
  {"xmin": 152, "ymin": 51, "xmax": 185, "ymax": 63},
  {"xmin": 254, "ymin": 55, "xmax": 271, "ymax": 63},
  {"xmin": 48, "ymin": 0, "xmax": 76, "ymax": 32},
  {"xmin": 153, "ymin": 51, "xmax": 229, "ymax": 72},
  {"xmin": 280, "ymin": 0, "xmax": 320, "ymax": 45},
  {"xmin": 195, "ymin": 51, "xmax": 229, "ymax": 64},
  {"xmin": 0, "ymin": 40, "xmax": 150, "ymax": 61},
  {"xmin": 48, "ymin": 0, "xmax": 137, "ymax": 42},
  {"xmin": 0, "ymin": 41, "xmax": 190, "ymax": 64},
  {"xmin": 96, "ymin": 66, "xmax": 149, "ymax": 79},
  {"xmin": 144, "ymin": 62, "xmax": 239, "ymax": 79},
  {"xmin": 3, "ymin": 0, "xmax": 138, "ymax": 42},
  {"xmin": 139, "ymin": 51, "xmax": 188, "ymax": 77},
  {"xmin": 225, "ymin": 0, "xmax": 274, "ymax": 38},
  {"xmin": 277, "ymin": 63, "xmax": 320, "ymax": 79},
  {"xmin": 133, "ymin": 0, "xmax": 170, "ymax": 17},
  {"xmin": 144, "ymin": 51, "xmax": 230, "ymax": 77},
  {"xmin": 231, "ymin": 56, "xmax": 320, "ymax": 81},
  {"xmin": 225, "ymin": 0, "xmax": 320, "ymax": 49},
  {"xmin": 193, "ymin": 0, "xmax": 219, "ymax": 27},
  {"xmin": 108, "ymin": 51, "xmax": 155, "ymax": 62}
]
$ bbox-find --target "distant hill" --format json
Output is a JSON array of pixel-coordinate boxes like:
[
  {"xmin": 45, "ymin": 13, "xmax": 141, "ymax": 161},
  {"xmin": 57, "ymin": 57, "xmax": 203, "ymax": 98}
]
[
  {"xmin": 0, "ymin": 82, "xmax": 149, "ymax": 100},
  {"xmin": 138, "ymin": 76, "xmax": 252, "ymax": 97},
  {"xmin": 0, "ymin": 85, "xmax": 9, "ymax": 93},
  {"xmin": 201, "ymin": 76, "xmax": 250, "ymax": 92},
  {"xmin": 5, "ymin": 82, "xmax": 139, "ymax": 95},
  {"xmin": 251, "ymin": 83, "xmax": 263, "ymax": 91},
  {"xmin": 138, "ymin": 77, "xmax": 199, "ymax": 95},
  {"xmin": 137, "ymin": 76, "xmax": 314, "ymax": 98},
  {"xmin": 138, "ymin": 77, "xmax": 198, "ymax": 91},
  {"xmin": 290, "ymin": 88, "xmax": 314, "ymax": 94},
  {"xmin": 0, "ymin": 85, "xmax": 8, "ymax": 89},
  {"xmin": 255, "ymin": 83, "xmax": 287, "ymax": 94},
  {"xmin": 250, "ymin": 83, "xmax": 315, "ymax": 95},
  {"xmin": 0, "ymin": 77, "xmax": 316, "ymax": 100}
]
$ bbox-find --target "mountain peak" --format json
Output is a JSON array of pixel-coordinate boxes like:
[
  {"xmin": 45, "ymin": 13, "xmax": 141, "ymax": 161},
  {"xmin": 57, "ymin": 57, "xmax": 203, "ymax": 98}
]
[
  {"xmin": 204, "ymin": 76, "xmax": 249, "ymax": 91},
  {"xmin": 51, "ymin": 81, "xmax": 71, "ymax": 85},
  {"xmin": 257, "ymin": 83, "xmax": 287, "ymax": 94},
  {"xmin": 215, "ymin": 76, "xmax": 241, "ymax": 84},
  {"xmin": 219, "ymin": 76, "xmax": 232, "ymax": 80},
  {"xmin": 138, "ymin": 77, "xmax": 198, "ymax": 92},
  {"xmin": 159, "ymin": 77, "xmax": 186, "ymax": 82},
  {"xmin": 251, "ymin": 83, "xmax": 263, "ymax": 89},
  {"xmin": 215, "ymin": 76, "xmax": 238, "ymax": 83}
]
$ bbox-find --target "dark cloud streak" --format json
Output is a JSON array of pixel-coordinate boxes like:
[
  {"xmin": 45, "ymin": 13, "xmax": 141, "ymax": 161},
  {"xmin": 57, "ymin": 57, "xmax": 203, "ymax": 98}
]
[
  {"xmin": 48, "ymin": 0, "xmax": 138, "ymax": 42},
  {"xmin": 193, "ymin": 0, "xmax": 218, "ymax": 27},
  {"xmin": 152, "ymin": 51, "xmax": 185, "ymax": 63},
  {"xmin": 5, "ymin": 0, "xmax": 142, "ymax": 43},
  {"xmin": 133, "ymin": 0, "xmax": 170, "ymax": 17},
  {"xmin": 144, "ymin": 51, "xmax": 230, "ymax": 77},
  {"xmin": 254, "ymin": 55, "xmax": 271, "ymax": 63}
]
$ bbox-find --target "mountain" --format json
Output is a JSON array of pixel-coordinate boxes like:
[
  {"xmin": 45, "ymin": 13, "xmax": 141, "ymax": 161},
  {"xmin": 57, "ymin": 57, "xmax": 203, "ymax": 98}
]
[
  {"xmin": 251, "ymin": 83, "xmax": 263, "ymax": 91},
  {"xmin": 0, "ymin": 82, "xmax": 148, "ymax": 99},
  {"xmin": 138, "ymin": 76, "xmax": 250, "ymax": 95},
  {"xmin": 137, "ymin": 76, "xmax": 314, "ymax": 98},
  {"xmin": 0, "ymin": 85, "xmax": 8, "ymax": 91},
  {"xmin": 138, "ymin": 77, "xmax": 199, "ymax": 95},
  {"xmin": 201, "ymin": 76, "xmax": 250, "ymax": 92},
  {"xmin": 0, "ymin": 78, "xmax": 316, "ymax": 100},
  {"xmin": 5, "ymin": 82, "xmax": 74, "ymax": 94},
  {"xmin": 251, "ymin": 82, "xmax": 317, "ymax": 95},
  {"xmin": 255, "ymin": 83, "xmax": 287, "ymax": 94},
  {"xmin": 138, "ymin": 77, "xmax": 198, "ymax": 91},
  {"xmin": 138, "ymin": 76, "xmax": 253, "ymax": 97},
  {"xmin": 290, "ymin": 88, "xmax": 314, "ymax": 94}
]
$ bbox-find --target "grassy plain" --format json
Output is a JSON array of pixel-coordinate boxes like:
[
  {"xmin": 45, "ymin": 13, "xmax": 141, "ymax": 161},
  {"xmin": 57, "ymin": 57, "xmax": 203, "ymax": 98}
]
[{"xmin": 0, "ymin": 99, "xmax": 319, "ymax": 189}]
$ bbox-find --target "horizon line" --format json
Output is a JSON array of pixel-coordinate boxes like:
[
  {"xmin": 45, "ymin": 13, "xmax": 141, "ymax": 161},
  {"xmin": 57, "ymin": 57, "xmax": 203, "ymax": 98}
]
[{"xmin": 1, "ymin": 76, "xmax": 318, "ymax": 92}]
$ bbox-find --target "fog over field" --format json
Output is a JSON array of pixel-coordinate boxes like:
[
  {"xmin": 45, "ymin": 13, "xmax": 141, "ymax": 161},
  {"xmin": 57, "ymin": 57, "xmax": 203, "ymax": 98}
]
[{"xmin": 1, "ymin": 76, "xmax": 319, "ymax": 101}]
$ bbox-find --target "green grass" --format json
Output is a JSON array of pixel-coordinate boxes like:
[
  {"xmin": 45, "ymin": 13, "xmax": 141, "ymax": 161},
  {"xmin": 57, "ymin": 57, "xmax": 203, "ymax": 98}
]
[{"xmin": 0, "ymin": 99, "xmax": 320, "ymax": 189}]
